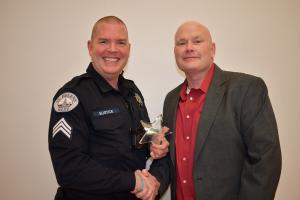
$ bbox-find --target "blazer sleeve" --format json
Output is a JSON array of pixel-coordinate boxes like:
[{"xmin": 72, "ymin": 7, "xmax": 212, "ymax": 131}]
[
  {"xmin": 149, "ymin": 156, "xmax": 172, "ymax": 196},
  {"xmin": 149, "ymin": 92, "xmax": 174, "ymax": 197},
  {"xmin": 238, "ymin": 77, "xmax": 281, "ymax": 200}
]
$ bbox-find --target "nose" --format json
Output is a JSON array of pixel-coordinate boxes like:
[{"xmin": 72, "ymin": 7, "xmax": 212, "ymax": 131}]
[
  {"xmin": 186, "ymin": 41, "xmax": 194, "ymax": 52},
  {"xmin": 108, "ymin": 42, "xmax": 117, "ymax": 52}
]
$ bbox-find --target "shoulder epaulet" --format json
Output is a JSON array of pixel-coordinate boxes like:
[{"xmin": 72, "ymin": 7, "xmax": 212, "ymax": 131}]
[
  {"xmin": 126, "ymin": 79, "xmax": 134, "ymax": 84},
  {"xmin": 63, "ymin": 73, "xmax": 91, "ymax": 89},
  {"xmin": 126, "ymin": 78, "xmax": 140, "ymax": 91}
]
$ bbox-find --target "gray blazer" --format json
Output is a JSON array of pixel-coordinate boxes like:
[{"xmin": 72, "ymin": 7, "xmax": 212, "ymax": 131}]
[{"xmin": 150, "ymin": 64, "xmax": 281, "ymax": 200}]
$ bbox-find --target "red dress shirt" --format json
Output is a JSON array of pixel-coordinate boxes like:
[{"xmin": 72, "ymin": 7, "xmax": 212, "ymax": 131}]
[{"xmin": 175, "ymin": 64, "xmax": 215, "ymax": 200}]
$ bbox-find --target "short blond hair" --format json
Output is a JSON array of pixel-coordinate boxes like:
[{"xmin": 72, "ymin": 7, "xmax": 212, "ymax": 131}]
[{"xmin": 91, "ymin": 16, "xmax": 128, "ymax": 40}]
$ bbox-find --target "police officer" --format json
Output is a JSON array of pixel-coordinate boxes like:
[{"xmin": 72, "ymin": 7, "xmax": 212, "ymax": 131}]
[{"xmin": 48, "ymin": 16, "xmax": 159, "ymax": 200}]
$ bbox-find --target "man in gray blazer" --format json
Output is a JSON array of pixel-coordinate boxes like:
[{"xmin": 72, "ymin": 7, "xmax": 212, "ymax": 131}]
[{"xmin": 149, "ymin": 21, "xmax": 281, "ymax": 200}]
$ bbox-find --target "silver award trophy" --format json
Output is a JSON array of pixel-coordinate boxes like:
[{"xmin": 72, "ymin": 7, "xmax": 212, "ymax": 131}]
[{"xmin": 139, "ymin": 115, "xmax": 166, "ymax": 144}]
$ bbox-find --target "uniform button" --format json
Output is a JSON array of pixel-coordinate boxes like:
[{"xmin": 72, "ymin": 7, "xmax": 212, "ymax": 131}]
[
  {"xmin": 182, "ymin": 157, "xmax": 187, "ymax": 161},
  {"xmin": 190, "ymin": 97, "xmax": 193, "ymax": 101},
  {"xmin": 186, "ymin": 136, "xmax": 190, "ymax": 140},
  {"xmin": 183, "ymin": 180, "xmax": 187, "ymax": 183},
  {"xmin": 186, "ymin": 115, "xmax": 190, "ymax": 119}
]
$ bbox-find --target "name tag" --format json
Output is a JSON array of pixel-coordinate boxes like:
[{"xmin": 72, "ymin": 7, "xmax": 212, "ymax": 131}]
[{"xmin": 93, "ymin": 108, "xmax": 120, "ymax": 117}]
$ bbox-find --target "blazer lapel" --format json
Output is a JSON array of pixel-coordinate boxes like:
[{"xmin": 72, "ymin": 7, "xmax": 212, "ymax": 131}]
[{"xmin": 194, "ymin": 65, "xmax": 227, "ymax": 161}]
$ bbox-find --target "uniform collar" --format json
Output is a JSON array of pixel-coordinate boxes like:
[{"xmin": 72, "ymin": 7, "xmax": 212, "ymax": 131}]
[{"xmin": 86, "ymin": 62, "xmax": 132, "ymax": 96}]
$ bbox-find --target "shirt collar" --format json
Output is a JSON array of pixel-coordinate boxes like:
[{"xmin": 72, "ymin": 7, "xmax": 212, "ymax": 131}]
[
  {"xmin": 201, "ymin": 63, "xmax": 215, "ymax": 93},
  {"xmin": 179, "ymin": 63, "xmax": 215, "ymax": 101}
]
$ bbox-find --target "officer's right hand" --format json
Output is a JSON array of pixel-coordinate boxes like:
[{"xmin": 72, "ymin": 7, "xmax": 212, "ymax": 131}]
[{"xmin": 132, "ymin": 170, "xmax": 159, "ymax": 200}]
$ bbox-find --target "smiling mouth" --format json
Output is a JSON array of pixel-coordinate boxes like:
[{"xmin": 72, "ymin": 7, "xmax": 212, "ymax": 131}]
[
  {"xmin": 103, "ymin": 57, "xmax": 120, "ymax": 62},
  {"xmin": 183, "ymin": 57, "xmax": 200, "ymax": 61}
]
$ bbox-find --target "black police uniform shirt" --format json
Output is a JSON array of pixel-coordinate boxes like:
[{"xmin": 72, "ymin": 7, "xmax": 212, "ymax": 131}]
[{"xmin": 48, "ymin": 63, "xmax": 150, "ymax": 199}]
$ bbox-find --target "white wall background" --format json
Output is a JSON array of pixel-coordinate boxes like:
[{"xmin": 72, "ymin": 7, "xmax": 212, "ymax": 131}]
[{"xmin": 0, "ymin": 0, "xmax": 299, "ymax": 199}]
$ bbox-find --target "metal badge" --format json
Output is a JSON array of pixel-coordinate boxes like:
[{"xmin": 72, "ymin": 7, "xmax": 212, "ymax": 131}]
[{"xmin": 134, "ymin": 93, "xmax": 143, "ymax": 107}]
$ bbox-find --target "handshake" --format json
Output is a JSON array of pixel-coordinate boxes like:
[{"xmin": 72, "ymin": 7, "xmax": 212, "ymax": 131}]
[
  {"xmin": 131, "ymin": 126, "xmax": 170, "ymax": 200},
  {"xmin": 131, "ymin": 169, "xmax": 160, "ymax": 200}
]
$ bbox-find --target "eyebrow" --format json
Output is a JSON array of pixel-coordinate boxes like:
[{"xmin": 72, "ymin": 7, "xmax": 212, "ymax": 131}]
[
  {"xmin": 191, "ymin": 36, "xmax": 204, "ymax": 40},
  {"xmin": 175, "ymin": 37, "xmax": 188, "ymax": 42},
  {"xmin": 97, "ymin": 38, "xmax": 128, "ymax": 41}
]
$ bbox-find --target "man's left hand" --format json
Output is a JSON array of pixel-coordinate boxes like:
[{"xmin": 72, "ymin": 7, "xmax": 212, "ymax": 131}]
[{"xmin": 150, "ymin": 127, "xmax": 170, "ymax": 159}]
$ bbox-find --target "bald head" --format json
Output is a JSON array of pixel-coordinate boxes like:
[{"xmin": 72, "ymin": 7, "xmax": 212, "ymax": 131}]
[{"xmin": 175, "ymin": 21, "xmax": 213, "ymax": 44}]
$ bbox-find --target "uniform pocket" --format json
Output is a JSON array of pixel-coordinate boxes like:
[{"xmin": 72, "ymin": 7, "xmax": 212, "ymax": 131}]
[{"xmin": 90, "ymin": 107, "xmax": 125, "ymax": 130}]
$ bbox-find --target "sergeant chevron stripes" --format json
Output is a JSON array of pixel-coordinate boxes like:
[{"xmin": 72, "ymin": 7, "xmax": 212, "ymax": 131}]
[{"xmin": 52, "ymin": 118, "xmax": 72, "ymax": 139}]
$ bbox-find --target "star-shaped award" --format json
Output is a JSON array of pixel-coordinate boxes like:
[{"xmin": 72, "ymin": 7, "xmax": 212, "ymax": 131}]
[{"xmin": 139, "ymin": 115, "xmax": 162, "ymax": 144}]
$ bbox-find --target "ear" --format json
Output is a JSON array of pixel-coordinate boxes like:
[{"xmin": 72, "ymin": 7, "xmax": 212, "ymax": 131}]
[
  {"xmin": 128, "ymin": 43, "xmax": 131, "ymax": 56},
  {"xmin": 87, "ymin": 40, "xmax": 92, "ymax": 56},
  {"xmin": 211, "ymin": 42, "xmax": 216, "ymax": 59}
]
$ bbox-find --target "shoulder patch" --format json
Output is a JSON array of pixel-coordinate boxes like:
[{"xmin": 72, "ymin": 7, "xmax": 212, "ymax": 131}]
[{"xmin": 54, "ymin": 92, "xmax": 79, "ymax": 112}]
